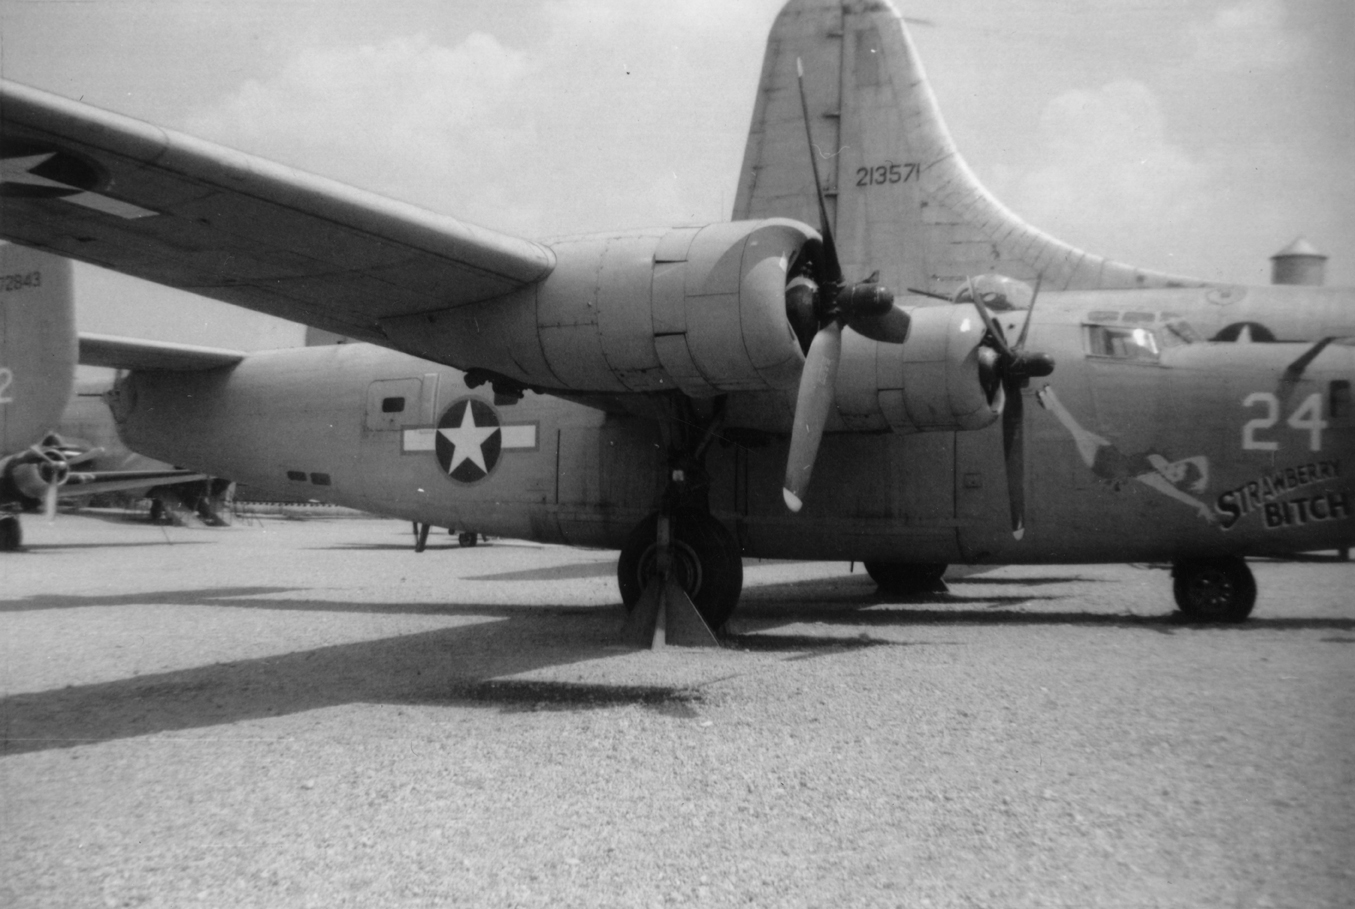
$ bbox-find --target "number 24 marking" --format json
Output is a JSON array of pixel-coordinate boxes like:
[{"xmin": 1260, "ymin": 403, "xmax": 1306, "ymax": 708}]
[{"xmin": 1242, "ymin": 392, "xmax": 1327, "ymax": 452}]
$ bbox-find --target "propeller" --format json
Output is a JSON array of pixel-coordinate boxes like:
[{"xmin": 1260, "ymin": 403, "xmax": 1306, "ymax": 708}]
[
  {"xmin": 9, "ymin": 446, "xmax": 71, "ymax": 520},
  {"xmin": 964, "ymin": 275, "xmax": 1055, "ymax": 538},
  {"xmin": 782, "ymin": 59, "xmax": 910, "ymax": 512}
]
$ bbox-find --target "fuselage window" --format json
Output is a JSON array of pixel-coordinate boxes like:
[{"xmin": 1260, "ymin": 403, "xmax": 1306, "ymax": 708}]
[
  {"xmin": 1083, "ymin": 324, "xmax": 1160, "ymax": 362},
  {"xmin": 381, "ymin": 396, "xmax": 406, "ymax": 414}
]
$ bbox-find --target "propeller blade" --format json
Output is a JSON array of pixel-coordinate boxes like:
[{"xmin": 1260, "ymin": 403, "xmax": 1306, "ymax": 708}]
[
  {"xmin": 783, "ymin": 322, "xmax": 843, "ymax": 512},
  {"xmin": 1001, "ymin": 378, "xmax": 1026, "ymax": 539},
  {"xmin": 795, "ymin": 57, "xmax": 842, "ymax": 285},
  {"xmin": 1013, "ymin": 273, "xmax": 1042, "ymax": 353},
  {"xmin": 43, "ymin": 478, "xmax": 59, "ymax": 521},
  {"xmin": 966, "ymin": 278, "xmax": 1012, "ymax": 358}
]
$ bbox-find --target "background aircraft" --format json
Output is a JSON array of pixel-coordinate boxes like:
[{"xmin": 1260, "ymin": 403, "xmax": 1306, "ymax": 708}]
[
  {"xmin": 0, "ymin": 245, "xmax": 207, "ymax": 548},
  {"xmin": 2, "ymin": 0, "xmax": 1352, "ymax": 626},
  {"xmin": 0, "ymin": 244, "xmax": 76, "ymax": 548}
]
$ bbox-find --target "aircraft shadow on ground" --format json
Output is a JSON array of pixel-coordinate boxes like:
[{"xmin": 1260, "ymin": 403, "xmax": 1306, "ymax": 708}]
[
  {"xmin": 0, "ymin": 609, "xmax": 662, "ymax": 755},
  {"xmin": 461, "ymin": 562, "xmax": 617, "ymax": 582},
  {"xmin": 0, "ymin": 586, "xmax": 299, "ymax": 613},
  {"xmin": 20, "ymin": 541, "xmax": 212, "ymax": 553},
  {"xmin": 945, "ymin": 575, "xmax": 1108, "ymax": 586},
  {"xmin": 734, "ymin": 574, "xmax": 1355, "ymax": 634},
  {"xmin": 6, "ymin": 575, "xmax": 1350, "ymax": 755}
]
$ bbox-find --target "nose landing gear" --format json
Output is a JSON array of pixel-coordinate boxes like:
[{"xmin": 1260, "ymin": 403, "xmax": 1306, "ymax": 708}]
[{"xmin": 1171, "ymin": 556, "xmax": 1256, "ymax": 623}]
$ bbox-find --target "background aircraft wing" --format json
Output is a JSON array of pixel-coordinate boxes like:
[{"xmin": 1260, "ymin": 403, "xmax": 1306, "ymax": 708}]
[
  {"xmin": 78, "ymin": 333, "xmax": 245, "ymax": 372},
  {"xmin": 61, "ymin": 469, "xmax": 207, "ymax": 498},
  {"xmin": 1, "ymin": 80, "xmax": 556, "ymax": 346}
]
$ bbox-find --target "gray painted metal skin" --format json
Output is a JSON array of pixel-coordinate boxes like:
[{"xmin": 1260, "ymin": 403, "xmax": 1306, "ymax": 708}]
[
  {"xmin": 109, "ymin": 301, "xmax": 1355, "ymax": 567},
  {"xmin": 0, "ymin": 245, "xmax": 74, "ymax": 456},
  {"xmin": 4, "ymin": 0, "xmax": 1355, "ymax": 586}
]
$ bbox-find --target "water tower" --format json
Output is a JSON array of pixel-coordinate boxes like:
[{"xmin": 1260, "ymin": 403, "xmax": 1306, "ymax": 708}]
[{"xmin": 1270, "ymin": 237, "xmax": 1327, "ymax": 286}]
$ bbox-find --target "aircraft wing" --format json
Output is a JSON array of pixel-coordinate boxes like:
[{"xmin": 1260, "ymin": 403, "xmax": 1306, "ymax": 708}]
[
  {"xmin": 1, "ymin": 80, "xmax": 556, "ymax": 346},
  {"xmin": 61, "ymin": 469, "xmax": 207, "ymax": 498},
  {"xmin": 79, "ymin": 333, "xmax": 246, "ymax": 371}
]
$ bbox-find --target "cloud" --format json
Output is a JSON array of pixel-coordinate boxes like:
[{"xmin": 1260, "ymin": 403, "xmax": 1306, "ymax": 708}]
[
  {"xmin": 1190, "ymin": 0, "xmax": 1307, "ymax": 72},
  {"xmin": 184, "ymin": 32, "xmax": 546, "ymax": 231},
  {"xmin": 997, "ymin": 80, "xmax": 1224, "ymax": 274},
  {"xmin": 182, "ymin": 7, "xmax": 765, "ymax": 239}
]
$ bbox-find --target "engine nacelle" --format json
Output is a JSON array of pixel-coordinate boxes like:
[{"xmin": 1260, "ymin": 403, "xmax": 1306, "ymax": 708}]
[
  {"xmin": 380, "ymin": 219, "xmax": 814, "ymax": 397},
  {"xmin": 815, "ymin": 303, "xmax": 1001, "ymax": 436},
  {"xmin": 880, "ymin": 304, "xmax": 1002, "ymax": 432}
]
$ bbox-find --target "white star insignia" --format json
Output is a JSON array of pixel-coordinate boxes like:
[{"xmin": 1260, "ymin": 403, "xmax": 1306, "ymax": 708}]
[{"xmin": 437, "ymin": 405, "xmax": 499, "ymax": 475}]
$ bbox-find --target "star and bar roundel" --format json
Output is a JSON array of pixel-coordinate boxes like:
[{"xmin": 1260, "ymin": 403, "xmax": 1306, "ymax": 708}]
[
  {"xmin": 402, "ymin": 397, "xmax": 537, "ymax": 484},
  {"xmin": 1, "ymin": 139, "xmax": 158, "ymax": 219}
]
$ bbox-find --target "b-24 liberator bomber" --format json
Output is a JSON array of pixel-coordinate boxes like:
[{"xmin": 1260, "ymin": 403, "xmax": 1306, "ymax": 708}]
[{"xmin": 2, "ymin": 0, "xmax": 1352, "ymax": 631}]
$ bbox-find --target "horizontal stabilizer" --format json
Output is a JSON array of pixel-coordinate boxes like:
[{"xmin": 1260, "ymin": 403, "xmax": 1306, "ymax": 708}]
[{"xmin": 79, "ymin": 333, "xmax": 245, "ymax": 371}]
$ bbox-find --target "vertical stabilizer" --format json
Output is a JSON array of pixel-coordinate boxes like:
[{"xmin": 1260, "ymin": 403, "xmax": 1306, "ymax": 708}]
[
  {"xmin": 734, "ymin": 0, "xmax": 1201, "ymax": 295},
  {"xmin": 0, "ymin": 244, "xmax": 75, "ymax": 454}
]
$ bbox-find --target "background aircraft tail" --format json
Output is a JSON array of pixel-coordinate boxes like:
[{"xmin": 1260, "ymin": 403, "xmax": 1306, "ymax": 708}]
[
  {"xmin": 0, "ymin": 243, "xmax": 75, "ymax": 456},
  {"xmin": 734, "ymin": 0, "xmax": 1201, "ymax": 297}
]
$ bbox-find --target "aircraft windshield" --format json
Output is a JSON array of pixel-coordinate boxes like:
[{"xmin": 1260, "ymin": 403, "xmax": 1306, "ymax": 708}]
[{"xmin": 953, "ymin": 274, "xmax": 1035, "ymax": 311}]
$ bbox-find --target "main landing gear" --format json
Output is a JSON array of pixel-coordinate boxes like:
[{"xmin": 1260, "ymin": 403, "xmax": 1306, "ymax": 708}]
[
  {"xmin": 617, "ymin": 398, "xmax": 743, "ymax": 646},
  {"xmin": 1171, "ymin": 556, "xmax": 1257, "ymax": 623},
  {"xmin": 411, "ymin": 524, "xmax": 479, "ymax": 552}
]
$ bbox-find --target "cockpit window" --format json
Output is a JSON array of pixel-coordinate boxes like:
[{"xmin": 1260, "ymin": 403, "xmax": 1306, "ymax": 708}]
[
  {"xmin": 1083, "ymin": 318, "xmax": 1202, "ymax": 362},
  {"xmin": 1158, "ymin": 319, "xmax": 1203, "ymax": 348},
  {"xmin": 1084, "ymin": 324, "xmax": 1161, "ymax": 361}
]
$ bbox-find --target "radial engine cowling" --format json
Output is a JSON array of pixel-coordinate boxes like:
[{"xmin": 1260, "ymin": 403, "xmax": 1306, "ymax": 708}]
[
  {"xmin": 876, "ymin": 304, "xmax": 1003, "ymax": 433},
  {"xmin": 0, "ymin": 446, "xmax": 70, "ymax": 509},
  {"xmin": 382, "ymin": 219, "xmax": 816, "ymax": 397}
]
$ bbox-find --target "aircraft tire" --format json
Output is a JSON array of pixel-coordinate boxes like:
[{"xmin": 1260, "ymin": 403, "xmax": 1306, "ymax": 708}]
[
  {"xmin": 1171, "ymin": 557, "xmax": 1256, "ymax": 623},
  {"xmin": 617, "ymin": 511, "xmax": 743, "ymax": 630},
  {"xmin": 0, "ymin": 515, "xmax": 20, "ymax": 551},
  {"xmin": 459, "ymin": 532, "xmax": 478, "ymax": 547},
  {"xmin": 863, "ymin": 560, "xmax": 947, "ymax": 595}
]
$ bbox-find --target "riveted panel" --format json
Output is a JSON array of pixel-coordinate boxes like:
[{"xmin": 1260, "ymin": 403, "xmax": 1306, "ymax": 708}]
[
  {"xmin": 654, "ymin": 334, "xmax": 719, "ymax": 397},
  {"xmin": 596, "ymin": 233, "xmax": 666, "ymax": 391}
]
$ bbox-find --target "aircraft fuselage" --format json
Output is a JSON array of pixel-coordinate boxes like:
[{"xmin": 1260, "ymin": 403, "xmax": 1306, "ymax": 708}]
[{"xmin": 109, "ymin": 284, "xmax": 1355, "ymax": 566}]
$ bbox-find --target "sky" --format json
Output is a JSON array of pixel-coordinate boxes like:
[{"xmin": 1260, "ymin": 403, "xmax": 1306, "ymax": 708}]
[{"xmin": 2, "ymin": 0, "xmax": 1351, "ymax": 350}]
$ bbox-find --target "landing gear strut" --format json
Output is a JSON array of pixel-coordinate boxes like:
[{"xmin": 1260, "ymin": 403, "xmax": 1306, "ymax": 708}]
[
  {"xmin": 618, "ymin": 398, "xmax": 742, "ymax": 646},
  {"xmin": 618, "ymin": 510, "xmax": 742, "ymax": 633},
  {"xmin": 1171, "ymin": 556, "xmax": 1256, "ymax": 623},
  {"xmin": 0, "ymin": 513, "xmax": 21, "ymax": 551}
]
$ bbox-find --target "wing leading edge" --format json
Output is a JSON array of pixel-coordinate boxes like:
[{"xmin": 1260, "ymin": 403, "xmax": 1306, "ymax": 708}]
[{"xmin": 0, "ymin": 80, "xmax": 555, "ymax": 346}]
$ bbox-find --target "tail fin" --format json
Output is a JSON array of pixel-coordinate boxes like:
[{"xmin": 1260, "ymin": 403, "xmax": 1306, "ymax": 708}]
[
  {"xmin": 734, "ymin": 0, "xmax": 1201, "ymax": 295},
  {"xmin": 0, "ymin": 244, "xmax": 75, "ymax": 454}
]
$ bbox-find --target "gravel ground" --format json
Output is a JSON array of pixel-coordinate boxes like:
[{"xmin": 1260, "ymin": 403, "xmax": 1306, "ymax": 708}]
[{"xmin": 2, "ymin": 512, "xmax": 1352, "ymax": 909}]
